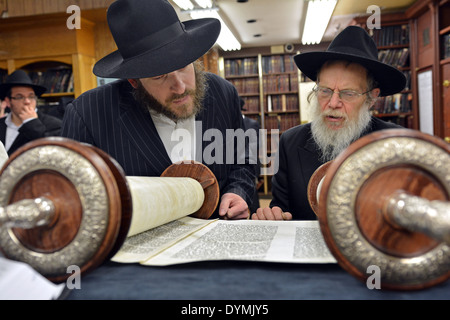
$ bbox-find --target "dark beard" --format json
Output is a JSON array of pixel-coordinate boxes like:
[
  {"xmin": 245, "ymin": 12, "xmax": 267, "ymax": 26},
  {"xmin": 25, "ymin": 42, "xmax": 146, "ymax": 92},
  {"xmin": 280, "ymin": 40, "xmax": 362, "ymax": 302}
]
[{"xmin": 132, "ymin": 62, "xmax": 208, "ymax": 122}]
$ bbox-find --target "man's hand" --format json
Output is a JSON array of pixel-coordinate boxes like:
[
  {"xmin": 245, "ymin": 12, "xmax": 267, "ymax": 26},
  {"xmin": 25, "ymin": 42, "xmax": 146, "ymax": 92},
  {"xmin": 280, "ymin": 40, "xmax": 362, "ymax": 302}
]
[
  {"xmin": 218, "ymin": 193, "xmax": 249, "ymax": 220},
  {"xmin": 0, "ymin": 100, "xmax": 9, "ymax": 118},
  {"xmin": 251, "ymin": 206, "xmax": 292, "ymax": 221},
  {"xmin": 18, "ymin": 104, "xmax": 38, "ymax": 122}
]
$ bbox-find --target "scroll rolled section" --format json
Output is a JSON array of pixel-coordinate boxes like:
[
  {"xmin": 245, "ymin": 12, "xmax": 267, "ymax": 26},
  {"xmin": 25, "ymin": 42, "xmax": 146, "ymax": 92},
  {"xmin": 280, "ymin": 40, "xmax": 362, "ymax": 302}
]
[{"xmin": 126, "ymin": 176, "xmax": 205, "ymax": 237}]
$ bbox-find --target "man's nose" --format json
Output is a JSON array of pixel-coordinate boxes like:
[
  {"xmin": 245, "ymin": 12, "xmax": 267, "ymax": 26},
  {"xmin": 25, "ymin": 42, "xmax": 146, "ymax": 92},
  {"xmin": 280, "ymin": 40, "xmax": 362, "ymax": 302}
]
[
  {"xmin": 328, "ymin": 91, "xmax": 343, "ymax": 109},
  {"xmin": 169, "ymin": 71, "xmax": 186, "ymax": 94}
]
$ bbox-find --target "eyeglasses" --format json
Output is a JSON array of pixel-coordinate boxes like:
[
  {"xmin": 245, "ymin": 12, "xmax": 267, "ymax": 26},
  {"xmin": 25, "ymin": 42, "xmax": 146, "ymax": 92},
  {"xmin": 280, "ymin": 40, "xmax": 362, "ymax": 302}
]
[
  {"xmin": 313, "ymin": 85, "xmax": 371, "ymax": 102},
  {"xmin": 10, "ymin": 94, "xmax": 38, "ymax": 102}
]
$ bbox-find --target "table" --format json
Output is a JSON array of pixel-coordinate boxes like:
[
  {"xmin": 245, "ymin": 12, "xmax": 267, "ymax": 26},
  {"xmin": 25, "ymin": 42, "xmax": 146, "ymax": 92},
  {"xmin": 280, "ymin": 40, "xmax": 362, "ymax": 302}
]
[{"xmin": 66, "ymin": 260, "xmax": 449, "ymax": 301}]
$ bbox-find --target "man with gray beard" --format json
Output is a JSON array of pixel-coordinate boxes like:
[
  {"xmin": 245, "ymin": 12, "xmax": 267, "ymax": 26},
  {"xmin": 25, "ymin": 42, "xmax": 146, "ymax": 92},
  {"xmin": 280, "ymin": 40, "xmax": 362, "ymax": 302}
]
[{"xmin": 252, "ymin": 26, "xmax": 406, "ymax": 220}]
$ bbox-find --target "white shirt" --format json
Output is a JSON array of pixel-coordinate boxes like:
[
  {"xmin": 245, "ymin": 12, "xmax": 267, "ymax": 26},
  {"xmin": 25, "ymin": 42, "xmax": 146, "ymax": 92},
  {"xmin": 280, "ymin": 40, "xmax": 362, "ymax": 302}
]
[
  {"xmin": 4, "ymin": 113, "xmax": 20, "ymax": 152},
  {"xmin": 149, "ymin": 109, "xmax": 196, "ymax": 163}
]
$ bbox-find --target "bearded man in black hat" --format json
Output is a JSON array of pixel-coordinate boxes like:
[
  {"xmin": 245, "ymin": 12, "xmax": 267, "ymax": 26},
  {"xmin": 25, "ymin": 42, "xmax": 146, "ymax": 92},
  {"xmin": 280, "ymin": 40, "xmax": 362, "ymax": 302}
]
[
  {"xmin": 252, "ymin": 26, "xmax": 406, "ymax": 221},
  {"xmin": 0, "ymin": 69, "xmax": 62, "ymax": 156},
  {"xmin": 61, "ymin": 0, "xmax": 255, "ymax": 220}
]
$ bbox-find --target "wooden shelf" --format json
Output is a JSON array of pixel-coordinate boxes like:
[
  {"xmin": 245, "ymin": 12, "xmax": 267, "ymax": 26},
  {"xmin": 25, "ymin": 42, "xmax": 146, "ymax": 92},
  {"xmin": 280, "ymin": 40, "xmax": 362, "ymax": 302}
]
[
  {"xmin": 41, "ymin": 92, "xmax": 74, "ymax": 98},
  {"xmin": 439, "ymin": 25, "xmax": 450, "ymax": 35},
  {"xmin": 0, "ymin": 12, "xmax": 107, "ymax": 99},
  {"xmin": 441, "ymin": 57, "xmax": 450, "ymax": 65}
]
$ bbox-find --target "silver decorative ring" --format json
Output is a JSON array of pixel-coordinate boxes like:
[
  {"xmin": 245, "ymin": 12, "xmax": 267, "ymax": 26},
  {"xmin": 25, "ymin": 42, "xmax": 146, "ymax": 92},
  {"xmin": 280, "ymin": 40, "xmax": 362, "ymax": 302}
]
[
  {"xmin": 326, "ymin": 137, "xmax": 450, "ymax": 287},
  {"xmin": 0, "ymin": 145, "xmax": 109, "ymax": 276}
]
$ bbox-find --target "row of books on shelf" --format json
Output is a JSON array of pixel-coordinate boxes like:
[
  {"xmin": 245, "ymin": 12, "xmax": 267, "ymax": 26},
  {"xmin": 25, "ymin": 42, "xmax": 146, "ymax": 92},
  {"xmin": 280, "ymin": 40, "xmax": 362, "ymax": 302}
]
[
  {"xmin": 241, "ymin": 96, "xmax": 260, "ymax": 113},
  {"xmin": 265, "ymin": 114, "xmax": 300, "ymax": 131},
  {"xmin": 403, "ymin": 70, "xmax": 411, "ymax": 90},
  {"xmin": 29, "ymin": 68, "xmax": 74, "ymax": 94},
  {"xmin": 224, "ymin": 57, "xmax": 258, "ymax": 77},
  {"xmin": 442, "ymin": 33, "xmax": 450, "ymax": 59},
  {"xmin": 241, "ymin": 94, "xmax": 300, "ymax": 113},
  {"xmin": 228, "ymin": 77, "xmax": 259, "ymax": 95},
  {"xmin": 372, "ymin": 92, "xmax": 412, "ymax": 114},
  {"xmin": 371, "ymin": 24, "xmax": 409, "ymax": 47},
  {"xmin": 224, "ymin": 54, "xmax": 298, "ymax": 77},
  {"xmin": 261, "ymin": 54, "xmax": 297, "ymax": 74},
  {"xmin": 263, "ymin": 73, "xmax": 298, "ymax": 93},
  {"xmin": 229, "ymin": 73, "xmax": 299, "ymax": 96},
  {"xmin": 378, "ymin": 48, "xmax": 409, "ymax": 68},
  {"xmin": 266, "ymin": 94, "xmax": 299, "ymax": 112}
]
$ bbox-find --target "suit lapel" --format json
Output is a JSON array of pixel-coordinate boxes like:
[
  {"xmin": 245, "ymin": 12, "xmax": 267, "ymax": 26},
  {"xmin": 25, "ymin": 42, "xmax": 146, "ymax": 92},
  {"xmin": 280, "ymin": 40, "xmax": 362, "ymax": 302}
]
[
  {"xmin": 0, "ymin": 120, "xmax": 6, "ymax": 145},
  {"xmin": 297, "ymin": 134, "xmax": 322, "ymax": 187}
]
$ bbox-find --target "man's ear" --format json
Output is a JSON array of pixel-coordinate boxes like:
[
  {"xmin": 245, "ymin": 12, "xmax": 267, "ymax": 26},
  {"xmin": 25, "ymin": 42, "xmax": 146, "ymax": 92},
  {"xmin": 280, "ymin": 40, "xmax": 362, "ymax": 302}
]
[
  {"xmin": 3, "ymin": 97, "xmax": 11, "ymax": 106},
  {"xmin": 370, "ymin": 88, "xmax": 381, "ymax": 99},
  {"xmin": 128, "ymin": 79, "xmax": 138, "ymax": 88}
]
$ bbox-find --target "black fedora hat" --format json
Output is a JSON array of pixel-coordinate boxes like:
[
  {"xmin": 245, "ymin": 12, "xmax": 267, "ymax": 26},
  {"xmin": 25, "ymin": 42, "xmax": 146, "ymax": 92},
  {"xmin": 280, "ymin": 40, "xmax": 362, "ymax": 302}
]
[
  {"xmin": 294, "ymin": 26, "xmax": 406, "ymax": 96},
  {"xmin": 93, "ymin": 0, "xmax": 221, "ymax": 79},
  {"xmin": 0, "ymin": 70, "xmax": 47, "ymax": 100}
]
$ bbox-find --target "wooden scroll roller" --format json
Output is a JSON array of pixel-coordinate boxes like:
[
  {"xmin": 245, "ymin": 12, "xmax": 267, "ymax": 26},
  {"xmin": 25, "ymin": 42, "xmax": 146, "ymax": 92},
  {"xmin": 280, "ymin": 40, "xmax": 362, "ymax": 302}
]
[
  {"xmin": 307, "ymin": 129, "xmax": 450, "ymax": 290},
  {"xmin": 0, "ymin": 137, "xmax": 219, "ymax": 283}
]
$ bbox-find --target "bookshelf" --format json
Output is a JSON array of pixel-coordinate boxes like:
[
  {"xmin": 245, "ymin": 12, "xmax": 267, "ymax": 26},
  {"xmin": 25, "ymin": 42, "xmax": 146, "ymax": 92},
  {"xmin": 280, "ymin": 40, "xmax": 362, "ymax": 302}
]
[
  {"xmin": 438, "ymin": 0, "xmax": 450, "ymax": 143},
  {"xmin": 0, "ymin": 12, "xmax": 99, "ymax": 110},
  {"xmin": 406, "ymin": 0, "xmax": 450, "ymax": 141},
  {"xmin": 354, "ymin": 14, "xmax": 414, "ymax": 129},
  {"xmin": 221, "ymin": 53, "xmax": 302, "ymax": 194}
]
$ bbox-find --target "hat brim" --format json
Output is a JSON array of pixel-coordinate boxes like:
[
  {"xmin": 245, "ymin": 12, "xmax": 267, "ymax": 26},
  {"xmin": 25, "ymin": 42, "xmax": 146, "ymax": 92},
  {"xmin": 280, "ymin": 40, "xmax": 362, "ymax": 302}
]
[
  {"xmin": 294, "ymin": 51, "xmax": 406, "ymax": 96},
  {"xmin": 93, "ymin": 18, "xmax": 221, "ymax": 79},
  {"xmin": 0, "ymin": 83, "xmax": 47, "ymax": 100}
]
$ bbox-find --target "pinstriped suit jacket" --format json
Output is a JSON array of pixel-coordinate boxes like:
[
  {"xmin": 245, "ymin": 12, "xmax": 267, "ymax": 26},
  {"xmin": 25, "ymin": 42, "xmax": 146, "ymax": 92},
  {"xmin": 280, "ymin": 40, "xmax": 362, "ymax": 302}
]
[{"xmin": 61, "ymin": 73, "xmax": 255, "ymax": 218}]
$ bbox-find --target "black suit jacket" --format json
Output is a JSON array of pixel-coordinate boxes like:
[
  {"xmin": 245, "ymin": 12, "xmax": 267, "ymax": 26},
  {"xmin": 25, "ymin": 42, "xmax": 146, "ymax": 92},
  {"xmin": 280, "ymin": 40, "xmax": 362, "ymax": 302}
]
[
  {"xmin": 0, "ymin": 110, "xmax": 62, "ymax": 156},
  {"xmin": 61, "ymin": 73, "xmax": 255, "ymax": 218},
  {"xmin": 271, "ymin": 117, "xmax": 402, "ymax": 220}
]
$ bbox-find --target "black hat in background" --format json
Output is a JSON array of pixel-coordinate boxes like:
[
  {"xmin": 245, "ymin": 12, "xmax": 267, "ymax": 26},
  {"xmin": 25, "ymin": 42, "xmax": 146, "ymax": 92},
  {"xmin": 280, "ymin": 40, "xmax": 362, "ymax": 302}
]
[
  {"xmin": 0, "ymin": 70, "xmax": 47, "ymax": 100},
  {"xmin": 93, "ymin": 0, "xmax": 221, "ymax": 79},
  {"xmin": 293, "ymin": 26, "xmax": 406, "ymax": 96}
]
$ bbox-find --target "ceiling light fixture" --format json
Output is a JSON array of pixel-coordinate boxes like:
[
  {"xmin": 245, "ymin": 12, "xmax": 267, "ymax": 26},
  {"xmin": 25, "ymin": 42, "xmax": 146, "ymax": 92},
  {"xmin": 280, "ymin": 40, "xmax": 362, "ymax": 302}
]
[
  {"xmin": 172, "ymin": 0, "xmax": 194, "ymax": 10},
  {"xmin": 194, "ymin": 0, "xmax": 213, "ymax": 9},
  {"xmin": 301, "ymin": 0, "xmax": 337, "ymax": 45},
  {"xmin": 189, "ymin": 9, "xmax": 241, "ymax": 51}
]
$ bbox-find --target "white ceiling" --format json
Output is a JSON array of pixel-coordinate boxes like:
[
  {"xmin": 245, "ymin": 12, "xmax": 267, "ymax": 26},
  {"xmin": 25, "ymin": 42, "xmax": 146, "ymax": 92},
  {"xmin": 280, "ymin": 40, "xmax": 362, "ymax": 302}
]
[{"xmin": 172, "ymin": 0, "xmax": 418, "ymax": 49}]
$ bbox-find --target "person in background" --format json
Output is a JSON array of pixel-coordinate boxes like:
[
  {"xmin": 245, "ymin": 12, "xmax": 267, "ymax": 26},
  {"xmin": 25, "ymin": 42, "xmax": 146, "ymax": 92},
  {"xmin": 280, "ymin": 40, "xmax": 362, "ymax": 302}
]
[
  {"xmin": 0, "ymin": 70, "xmax": 62, "ymax": 156},
  {"xmin": 252, "ymin": 26, "xmax": 406, "ymax": 221},
  {"xmin": 61, "ymin": 0, "xmax": 255, "ymax": 220}
]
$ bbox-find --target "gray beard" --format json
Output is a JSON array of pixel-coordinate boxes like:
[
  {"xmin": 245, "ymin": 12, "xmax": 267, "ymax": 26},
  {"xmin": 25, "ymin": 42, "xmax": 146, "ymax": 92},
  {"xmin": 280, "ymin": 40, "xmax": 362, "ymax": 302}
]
[{"xmin": 310, "ymin": 97, "xmax": 371, "ymax": 163}]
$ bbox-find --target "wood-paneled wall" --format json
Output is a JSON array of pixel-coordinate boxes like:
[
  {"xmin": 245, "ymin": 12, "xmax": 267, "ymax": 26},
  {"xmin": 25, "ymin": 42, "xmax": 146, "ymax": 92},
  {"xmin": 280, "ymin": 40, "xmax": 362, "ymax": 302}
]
[{"xmin": 2, "ymin": 0, "xmax": 114, "ymax": 17}]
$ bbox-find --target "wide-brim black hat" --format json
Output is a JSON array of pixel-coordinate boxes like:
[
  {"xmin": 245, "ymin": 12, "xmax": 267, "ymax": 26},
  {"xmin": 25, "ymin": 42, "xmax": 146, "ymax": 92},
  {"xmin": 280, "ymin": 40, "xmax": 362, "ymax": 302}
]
[
  {"xmin": 0, "ymin": 70, "xmax": 47, "ymax": 99},
  {"xmin": 93, "ymin": 0, "xmax": 221, "ymax": 79},
  {"xmin": 294, "ymin": 26, "xmax": 406, "ymax": 96}
]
